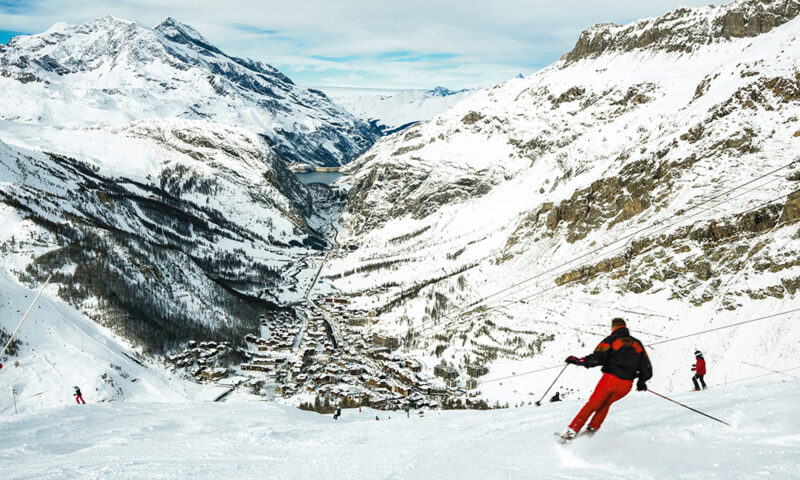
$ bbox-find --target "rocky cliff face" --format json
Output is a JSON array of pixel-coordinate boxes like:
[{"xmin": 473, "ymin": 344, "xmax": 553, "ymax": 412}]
[
  {"xmin": 564, "ymin": 0, "xmax": 800, "ymax": 62},
  {"xmin": 328, "ymin": 0, "xmax": 800, "ymax": 400}
]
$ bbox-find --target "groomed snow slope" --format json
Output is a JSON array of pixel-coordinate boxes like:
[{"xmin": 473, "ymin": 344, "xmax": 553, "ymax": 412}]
[{"xmin": 0, "ymin": 377, "xmax": 797, "ymax": 479}]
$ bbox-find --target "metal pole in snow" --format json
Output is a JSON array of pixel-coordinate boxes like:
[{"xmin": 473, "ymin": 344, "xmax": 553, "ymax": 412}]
[
  {"xmin": 535, "ymin": 363, "xmax": 569, "ymax": 406},
  {"xmin": 0, "ymin": 275, "xmax": 52, "ymax": 367}
]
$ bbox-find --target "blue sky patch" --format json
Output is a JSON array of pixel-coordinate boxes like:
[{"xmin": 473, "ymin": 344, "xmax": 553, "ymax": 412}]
[{"xmin": 0, "ymin": 30, "xmax": 27, "ymax": 44}]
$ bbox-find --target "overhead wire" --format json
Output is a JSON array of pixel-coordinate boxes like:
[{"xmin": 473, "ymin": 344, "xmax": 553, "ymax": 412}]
[
  {"xmin": 418, "ymin": 188, "xmax": 798, "ymax": 338},
  {"xmin": 408, "ymin": 159, "xmax": 799, "ymax": 337},
  {"xmin": 477, "ymin": 306, "xmax": 800, "ymax": 385}
]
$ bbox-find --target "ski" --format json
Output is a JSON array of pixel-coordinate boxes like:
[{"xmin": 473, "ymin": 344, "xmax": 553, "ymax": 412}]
[{"xmin": 554, "ymin": 432, "xmax": 573, "ymax": 445}]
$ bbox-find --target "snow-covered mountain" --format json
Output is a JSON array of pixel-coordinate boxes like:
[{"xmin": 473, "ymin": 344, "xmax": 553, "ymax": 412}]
[
  {"xmin": 0, "ymin": 113, "xmax": 349, "ymax": 408},
  {"xmin": 0, "ymin": 16, "xmax": 366, "ymax": 377},
  {"xmin": 0, "ymin": 16, "xmax": 380, "ymax": 166},
  {"xmin": 327, "ymin": 86, "xmax": 475, "ymax": 134},
  {"xmin": 0, "ymin": 268, "xmax": 201, "ymax": 414},
  {"xmin": 327, "ymin": 0, "xmax": 800, "ymax": 401},
  {"xmin": 0, "ymin": 15, "xmax": 378, "ymax": 415}
]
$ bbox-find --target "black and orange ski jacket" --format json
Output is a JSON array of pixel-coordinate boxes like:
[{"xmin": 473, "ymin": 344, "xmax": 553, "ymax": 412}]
[{"xmin": 579, "ymin": 326, "xmax": 653, "ymax": 382}]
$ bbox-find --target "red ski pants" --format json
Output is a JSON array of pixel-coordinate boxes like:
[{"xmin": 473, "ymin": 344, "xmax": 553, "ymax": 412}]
[
  {"xmin": 75, "ymin": 395, "xmax": 85, "ymax": 405},
  {"xmin": 569, "ymin": 373, "xmax": 631, "ymax": 432}
]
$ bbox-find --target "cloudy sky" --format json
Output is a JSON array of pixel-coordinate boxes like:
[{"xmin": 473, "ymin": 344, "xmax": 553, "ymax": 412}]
[{"xmin": 0, "ymin": 0, "xmax": 726, "ymax": 90}]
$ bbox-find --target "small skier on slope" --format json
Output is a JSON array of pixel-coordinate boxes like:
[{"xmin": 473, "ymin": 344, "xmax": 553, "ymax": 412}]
[
  {"xmin": 73, "ymin": 386, "xmax": 86, "ymax": 405},
  {"xmin": 692, "ymin": 350, "xmax": 707, "ymax": 391},
  {"xmin": 560, "ymin": 318, "xmax": 652, "ymax": 442}
]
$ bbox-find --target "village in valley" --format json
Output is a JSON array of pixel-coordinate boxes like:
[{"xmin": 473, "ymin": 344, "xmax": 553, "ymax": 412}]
[{"xmin": 165, "ymin": 251, "xmax": 492, "ymax": 413}]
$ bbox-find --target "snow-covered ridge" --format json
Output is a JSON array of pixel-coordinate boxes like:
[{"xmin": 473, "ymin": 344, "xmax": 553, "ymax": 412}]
[{"xmin": 0, "ymin": 15, "xmax": 380, "ymax": 166}]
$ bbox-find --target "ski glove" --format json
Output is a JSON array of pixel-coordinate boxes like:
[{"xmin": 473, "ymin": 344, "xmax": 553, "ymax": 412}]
[
  {"xmin": 636, "ymin": 379, "xmax": 647, "ymax": 392},
  {"xmin": 565, "ymin": 356, "xmax": 581, "ymax": 365}
]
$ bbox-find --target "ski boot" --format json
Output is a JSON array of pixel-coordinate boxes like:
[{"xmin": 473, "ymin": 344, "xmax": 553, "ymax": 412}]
[{"xmin": 557, "ymin": 428, "xmax": 577, "ymax": 444}]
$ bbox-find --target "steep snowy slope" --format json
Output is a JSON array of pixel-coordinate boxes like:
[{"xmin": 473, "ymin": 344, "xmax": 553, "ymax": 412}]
[
  {"xmin": 329, "ymin": 86, "xmax": 476, "ymax": 134},
  {"xmin": 1, "ymin": 377, "xmax": 797, "ymax": 479},
  {"xmin": 326, "ymin": 0, "xmax": 800, "ymax": 400},
  {"xmin": 0, "ymin": 269, "xmax": 200, "ymax": 415},
  {"xmin": 0, "ymin": 127, "xmax": 322, "ymax": 354},
  {"xmin": 0, "ymin": 16, "xmax": 380, "ymax": 166}
]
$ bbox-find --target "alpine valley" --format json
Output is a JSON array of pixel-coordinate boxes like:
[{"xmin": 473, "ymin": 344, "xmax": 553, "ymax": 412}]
[{"xmin": 1, "ymin": 0, "xmax": 799, "ymax": 456}]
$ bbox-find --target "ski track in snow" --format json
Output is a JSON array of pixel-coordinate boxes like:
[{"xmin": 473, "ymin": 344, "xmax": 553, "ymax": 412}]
[{"xmin": 0, "ymin": 379, "xmax": 798, "ymax": 479}]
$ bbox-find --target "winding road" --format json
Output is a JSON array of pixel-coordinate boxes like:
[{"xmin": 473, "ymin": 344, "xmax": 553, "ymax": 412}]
[{"xmin": 302, "ymin": 221, "xmax": 345, "ymax": 349}]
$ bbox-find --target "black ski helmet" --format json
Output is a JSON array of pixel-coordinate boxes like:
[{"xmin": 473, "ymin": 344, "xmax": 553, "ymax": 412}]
[{"xmin": 694, "ymin": 350, "xmax": 703, "ymax": 357}]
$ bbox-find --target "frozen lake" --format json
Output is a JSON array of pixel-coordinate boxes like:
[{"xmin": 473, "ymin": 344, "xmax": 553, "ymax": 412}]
[{"xmin": 294, "ymin": 171, "xmax": 344, "ymax": 185}]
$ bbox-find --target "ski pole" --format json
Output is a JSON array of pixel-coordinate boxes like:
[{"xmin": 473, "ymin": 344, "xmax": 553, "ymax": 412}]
[
  {"xmin": 535, "ymin": 363, "xmax": 569, "ymax": 406},
  {"xmin": 649, "ymin": 390, "xmax": 730, "ymax": 426},
  {"xmin": 0, "ymin": 274, "xmax": 51, "ymax": 368}
]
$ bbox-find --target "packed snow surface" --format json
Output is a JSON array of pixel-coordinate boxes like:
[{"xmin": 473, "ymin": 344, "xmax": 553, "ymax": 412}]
[{"xmin": 0, "ymin": 378, "xmax": 797, "ymax": 479}]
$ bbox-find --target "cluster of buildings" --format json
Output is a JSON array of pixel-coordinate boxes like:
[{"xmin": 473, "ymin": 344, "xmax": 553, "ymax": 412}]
[
  {"xmin": 165, "ymin": 340, "xmax": 232, "ymax": 381},
  {"xmin": 263, "ymin": 292, "xmax": 489, "ymax": 410},
  {"xmin": 167, "ymin": 297, "xmax": 491, "ymax": 411}
]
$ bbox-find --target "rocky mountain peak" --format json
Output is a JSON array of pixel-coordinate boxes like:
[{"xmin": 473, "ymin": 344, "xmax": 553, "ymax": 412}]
[
  {"xmin": 428, "ymin": 86, "xmax": 456, "ymax": 96},
  {"xmin": 154, "ymin": 16, "xmax": 224, "ymax": 56},
  {"xmin": 563, "ymin": 0, "xmax": 800, "ymax": 63}
]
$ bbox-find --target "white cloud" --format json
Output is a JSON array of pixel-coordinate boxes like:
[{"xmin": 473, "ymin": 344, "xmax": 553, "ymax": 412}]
[{"xmin": 0, "ymin": 0, "xmax": 731, "ymax": 89}]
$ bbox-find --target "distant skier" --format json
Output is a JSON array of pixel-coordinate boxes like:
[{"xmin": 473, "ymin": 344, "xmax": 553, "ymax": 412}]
[
  {"xmin": 333, "ymin": 406, "xmax": 342, "ymax": 420},
  {"xmin": 692, "ymin": 350, "xmax": 707, "ymax": 391},
  {"xmin": 73, "ymin": 386, "xmax": 85, "ymax": 405},
  {"xmin": 560, "ymin": 318, "xmax": 652, "ymax": 442},
  {"xmin": 549, "ymin": 391, "xmax": 561, "ymax": 403}
]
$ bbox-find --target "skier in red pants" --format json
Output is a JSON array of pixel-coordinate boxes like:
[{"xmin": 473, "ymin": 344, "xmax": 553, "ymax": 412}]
[
  {"xmin": 73, "ymin": 386, "xmax": 86, "ymax": 405},
  {"xmin": 560, "ymin": 318, "xmax": 652, "ymax": 442}
]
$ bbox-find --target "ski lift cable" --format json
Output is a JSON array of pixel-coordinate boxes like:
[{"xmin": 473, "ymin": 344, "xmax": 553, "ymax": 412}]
[
  {"xmin": 477, "ymin": 307, "xmax": 800, "ymax": 385},
  {"xmin": 427, "ymin": 158, "xmax": 799, "ymax": 324},
  {"xmin": 0, "ymin": 275, "xmax": 52, "ymax": 364},
  {"xmin": 413, "ymin": 181, "xmax": 788, "ymax": 337},
  {"xmin": 740, "ymin": 361, "xmax": 800, "ymax": 380},
  {"xmin": 420, "ymin": 190, "xmax": 796, "ymax": 337},
  {"xmin": 444, "ymin": 175, "xmax": 793, "ymax": 323},
  {"xmin": 710, "ymin": 365, "xmax": 800, "ymax": 388}
]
